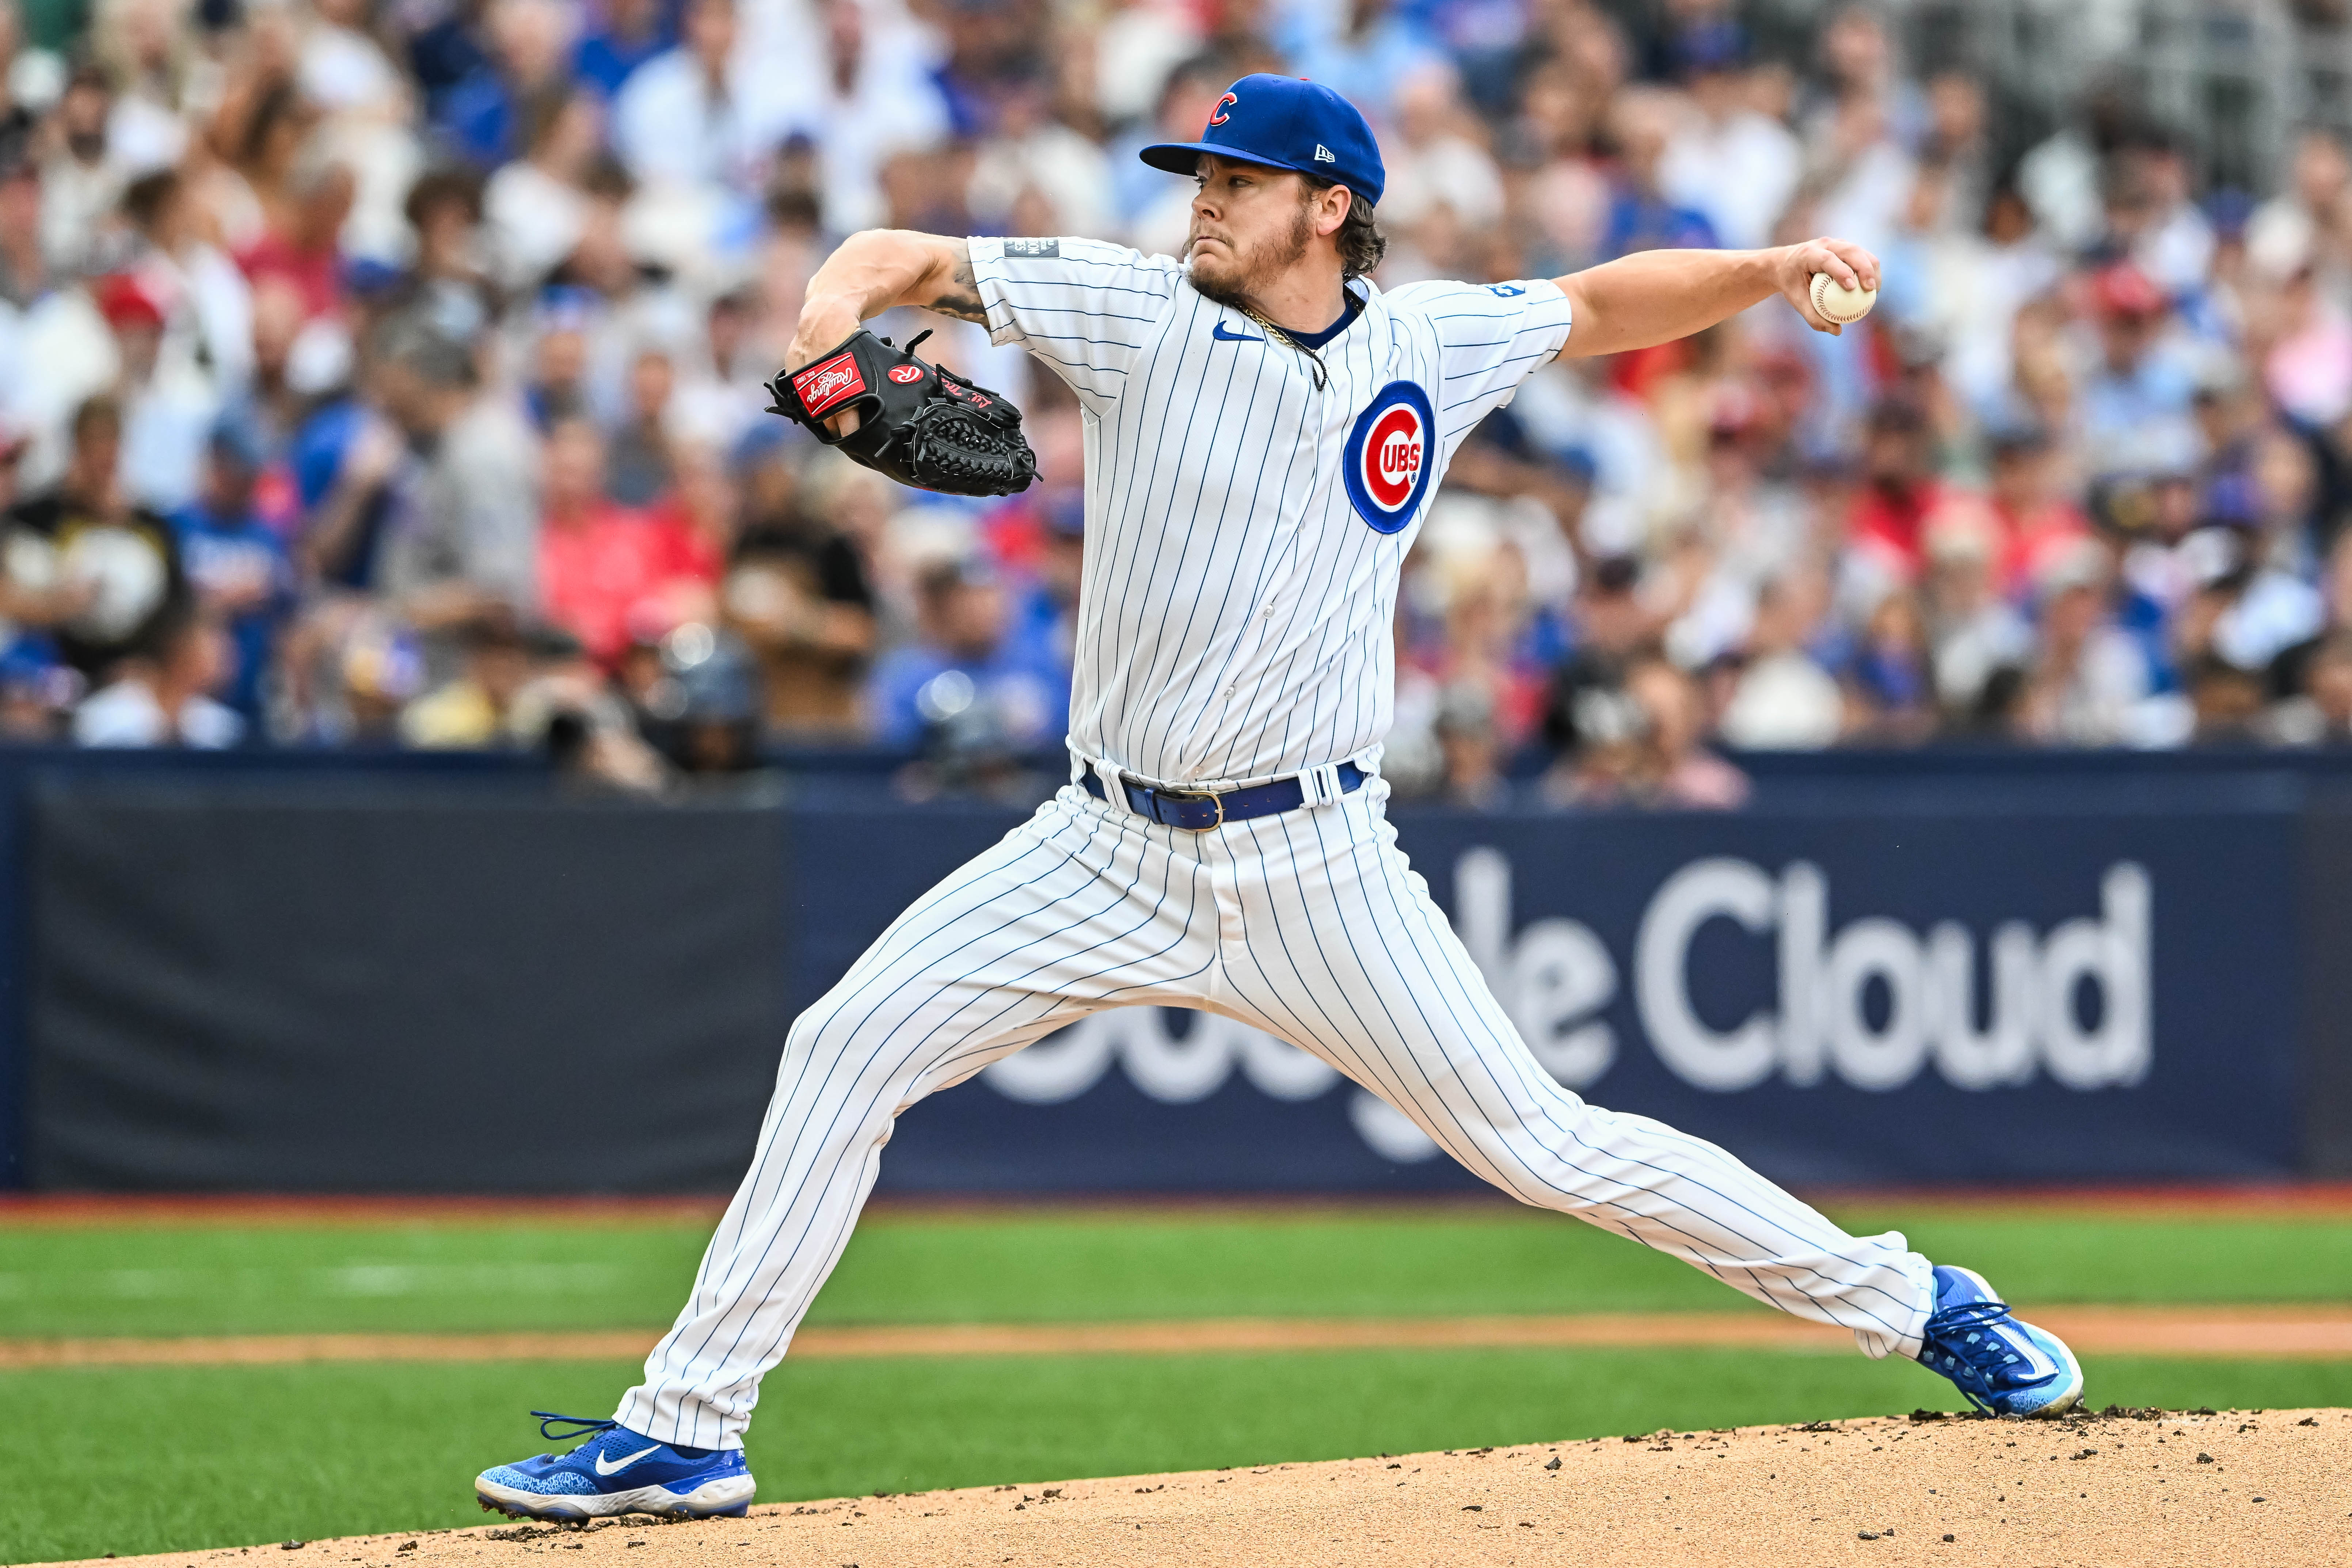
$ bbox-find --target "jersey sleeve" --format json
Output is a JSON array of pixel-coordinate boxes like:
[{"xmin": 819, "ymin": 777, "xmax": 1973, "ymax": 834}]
[
  {"xmin": 967, "ymin": 237, "xmax": 1184, "ymax": 415},
  {"xmin": 1386, "ymin": 277, "xmax": 1576, "ymax": 455}
]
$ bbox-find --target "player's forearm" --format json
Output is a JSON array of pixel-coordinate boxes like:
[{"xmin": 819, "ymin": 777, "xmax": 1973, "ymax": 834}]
[
  {"xmin": 788, "ymin": 232, "xmax": 980, "ymax": 366},
  {"xmin": 1556, "ymin": 237, "xmax": 1880, "ymax": 357},
  {"xmin": 1554, "ymin": 248, "xmax": 1782, "ymax": 359}
]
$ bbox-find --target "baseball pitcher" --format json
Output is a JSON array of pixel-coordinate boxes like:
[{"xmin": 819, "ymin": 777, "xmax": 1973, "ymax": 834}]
[{"xmin": 475, "ymin": 75, "xmax": 2082, "ymax": 1522}]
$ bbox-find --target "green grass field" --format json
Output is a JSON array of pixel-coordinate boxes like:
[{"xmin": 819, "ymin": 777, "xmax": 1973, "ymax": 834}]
[
  {"xmin": 12, "ymin": 1203, "xmax": 2352, "ymax": 1338},
  {"xmin": 8, "ymin": 1200, "xmax": 2352, "ymax": 1565}
]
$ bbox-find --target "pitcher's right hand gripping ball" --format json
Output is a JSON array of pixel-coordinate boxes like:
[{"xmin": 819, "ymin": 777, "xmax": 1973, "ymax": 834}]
[{"xmin": 766, "ymin": 328, "xmax": 1037, "ymax": 497}]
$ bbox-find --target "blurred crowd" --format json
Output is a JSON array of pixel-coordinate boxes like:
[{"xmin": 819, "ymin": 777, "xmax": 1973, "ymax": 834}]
[{"xmin": 0, "ymin": 0, "xmax": 2348, "ymax": 800}]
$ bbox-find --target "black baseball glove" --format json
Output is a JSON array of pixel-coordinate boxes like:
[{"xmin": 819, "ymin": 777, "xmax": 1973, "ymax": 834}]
[{"xmin": 765, "ymin": 329, "xmax": 1036, "ymax": 498}]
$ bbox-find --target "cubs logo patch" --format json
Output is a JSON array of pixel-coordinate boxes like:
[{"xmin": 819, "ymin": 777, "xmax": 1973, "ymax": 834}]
[
  {"xmin": 1341, "ymin": 381, "xmax": 1436, "ymax": 534},
  {"xmin": 887, "ymin": 364, "xmax": 924, "ymax": 384},
  {"xmin": 792, "ymin": 352, "xmax": 865, "ymax": 418}
]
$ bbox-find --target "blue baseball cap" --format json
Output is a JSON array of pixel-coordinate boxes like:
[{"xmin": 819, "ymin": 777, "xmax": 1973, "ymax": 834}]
[{"xmin": 1140, "ymin": 74, "xmax": 1385, "ymax": 209}]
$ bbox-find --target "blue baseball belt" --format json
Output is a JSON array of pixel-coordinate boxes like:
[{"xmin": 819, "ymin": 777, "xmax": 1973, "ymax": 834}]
[{"xmin": 1081, "ymin": 762, "xmax": 1366, "ymax": 830}]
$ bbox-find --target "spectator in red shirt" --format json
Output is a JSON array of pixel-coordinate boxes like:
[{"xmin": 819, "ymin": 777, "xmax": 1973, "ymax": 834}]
[
  {"xmin": 1846, "ymin": 398, "xmax": 1943, "ymax": 583},
  {"xmin": 538, "ymin": 418, "xmax": 712, "ymax": 667},
  {"xmin": 1983, "ymin": 419, "xmax": 2093, "ymax": 596},
  {"xmin": 236, "ymin": 153, "xmax": 355, "ymax": 324},
  {"xmin": 649, "ymin": 447, "xmax": 731, "ymax": 590}
]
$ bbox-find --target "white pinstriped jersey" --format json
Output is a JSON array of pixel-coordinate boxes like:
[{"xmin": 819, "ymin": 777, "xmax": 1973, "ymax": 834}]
[
  {"xmin": 609, "ymin": 244, "xmax": 1945, "ymax": 1456},
  {"xmin": 968, "ymin": 236, "xmax": 1576, "ymax": 788}
]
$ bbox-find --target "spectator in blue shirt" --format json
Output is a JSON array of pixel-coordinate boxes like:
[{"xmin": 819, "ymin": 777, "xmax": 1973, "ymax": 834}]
[
  {"xmin": 1601, "ymin": 88, "xmax": 1722, "ymax": 259},
  {"xmin": 869, "ymin": 557, "xmax": 1069, "ymax": 752},
  {"xmin": 174, "ymin": 422, "xmax": 296, "ymax": 723},
  {"xmin": 435, "ymin": 0, "xmax": 578, "ymax": 167},
  {"xmin": 289, "ymin": 395, "xmax": 393, "ymax": 591},
  {"xmin": 1280, "ymin": 0, "xmax": 1445, "ymax": 122},
  {"xmin": 574, "ymin": 0, "xmax": 676, "ymax": 98},
  {"xmin": 2078, "ymin": 262, "xmax": 2201, "ymax": 476}
]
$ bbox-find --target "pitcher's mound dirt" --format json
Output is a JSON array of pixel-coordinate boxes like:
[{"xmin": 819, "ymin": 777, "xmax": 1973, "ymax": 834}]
[{"xmin": 41, "ymin": 1407, "xmax": 2352, "ymax": 1568}]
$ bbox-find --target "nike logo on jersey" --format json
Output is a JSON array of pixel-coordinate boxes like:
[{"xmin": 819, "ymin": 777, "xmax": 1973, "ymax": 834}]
[
  {"xmin": 1211, "ymin": 321, "xmax": 1265, "ymax": 343},
  {"xmin": 594, "ymin": 1445, "xmax": 662, "ymax": 1476}
]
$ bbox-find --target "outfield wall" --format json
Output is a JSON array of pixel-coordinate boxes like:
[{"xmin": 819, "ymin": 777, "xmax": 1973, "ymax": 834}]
[{"xmin": 1, "ymin": 749, "xmax": 2348, "ymax": 1191}]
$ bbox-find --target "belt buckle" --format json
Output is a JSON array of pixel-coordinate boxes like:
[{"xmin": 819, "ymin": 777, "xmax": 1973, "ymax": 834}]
[{"xmin": 1160, "ymin": 788, "xmax": 1227, "ymax": 830}]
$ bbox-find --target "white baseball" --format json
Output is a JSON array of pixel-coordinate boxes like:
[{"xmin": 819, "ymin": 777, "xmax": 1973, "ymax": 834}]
[{"xmin": 1810, "ymin": 271, "xmax": 1877, "ymax": 325}]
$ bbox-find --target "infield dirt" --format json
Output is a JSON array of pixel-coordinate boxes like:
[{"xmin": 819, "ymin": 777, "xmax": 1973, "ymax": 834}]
[{"xmin": 34, "ymin": 1405, "xmax": 2351, "ymax": 1568}]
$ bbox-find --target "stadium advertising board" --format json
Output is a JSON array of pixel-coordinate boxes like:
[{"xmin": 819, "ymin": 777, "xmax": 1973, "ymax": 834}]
[
  {"xmin": 863, "ymin": 802, "xmax": 2301, "ymax": 1190},
  {"xmin": 11, "ymin": 777, "xmax": 2322, "ymax": 1191}
]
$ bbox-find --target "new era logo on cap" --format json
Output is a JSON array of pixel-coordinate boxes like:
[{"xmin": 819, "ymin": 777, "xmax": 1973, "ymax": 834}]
[{"xmin": 1137, "ymin": 74, "xmax": 1387, "ymax": 209}]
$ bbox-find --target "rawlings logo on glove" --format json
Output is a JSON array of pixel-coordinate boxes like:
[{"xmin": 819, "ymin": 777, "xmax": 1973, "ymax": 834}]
[
  {"xmin": 766, "ymin": 329, "xmax": 1038, "ymax": 499},
  {"xmin": 791, "ymin": 353, "xmax": 867, "ymax": 417}
]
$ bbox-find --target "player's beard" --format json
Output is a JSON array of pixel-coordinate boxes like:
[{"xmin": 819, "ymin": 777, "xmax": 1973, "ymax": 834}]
[{"xmin": 1189, "ymin": 197, "xmax": 1315, "ymax": 314}]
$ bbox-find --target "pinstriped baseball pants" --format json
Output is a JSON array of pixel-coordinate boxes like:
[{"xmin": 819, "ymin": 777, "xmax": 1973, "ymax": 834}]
[{"xmin": 615, "ymin": 779, "xmax": 1937, "ymax": 1449}]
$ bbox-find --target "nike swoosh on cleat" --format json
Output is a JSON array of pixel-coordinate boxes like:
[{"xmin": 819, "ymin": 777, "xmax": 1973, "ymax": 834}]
[
  {"xmin": 594, "ymin": 1445, "xmax": 662, "ymax": 1476},
  {"xmin": 1211, "ymin": 322, "xmax": 1264, "ymax": 343}
]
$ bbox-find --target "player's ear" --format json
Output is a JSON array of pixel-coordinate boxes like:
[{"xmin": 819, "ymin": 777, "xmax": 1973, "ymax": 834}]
[{"xmin": 1314, "ymin": 182, "xmax": 1351, "ymax": 240}]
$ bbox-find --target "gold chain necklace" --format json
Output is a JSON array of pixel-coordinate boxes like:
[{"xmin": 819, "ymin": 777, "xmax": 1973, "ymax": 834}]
[{"xmin": 1237, "ymin": 303, "xmax": 1331, "ymax": 392}]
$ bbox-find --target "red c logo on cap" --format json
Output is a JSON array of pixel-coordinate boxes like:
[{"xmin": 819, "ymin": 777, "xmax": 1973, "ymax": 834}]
[{"xmin": 1207, "ymin": 91, "xmax": 1236, "ymax": 128}]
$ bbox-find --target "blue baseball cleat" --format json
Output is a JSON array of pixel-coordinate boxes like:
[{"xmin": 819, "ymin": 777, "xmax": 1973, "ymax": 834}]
[
  {"xmin": 1915, "ymin": 1265, "xmax": 2085, "ymax": 1417},
  {"xmin": 475, "ymin": 1412, "xmax": 756, "ymax": 1522}
]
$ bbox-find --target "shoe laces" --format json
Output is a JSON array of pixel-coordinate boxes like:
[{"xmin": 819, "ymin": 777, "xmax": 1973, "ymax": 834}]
[
  {"xmin": 1918, "ymin": 1298, "xmax": 2043, "ymax": 1411},
  {"xmin": 532, "ymin": 1410, "xmax": 621, "ymax": 1444}
]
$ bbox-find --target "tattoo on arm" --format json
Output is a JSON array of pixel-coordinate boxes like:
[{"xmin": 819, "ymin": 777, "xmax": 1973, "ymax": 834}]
[{"xmin": 925, "ymin": 241, "xmax": 988, "ymax": 324}]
